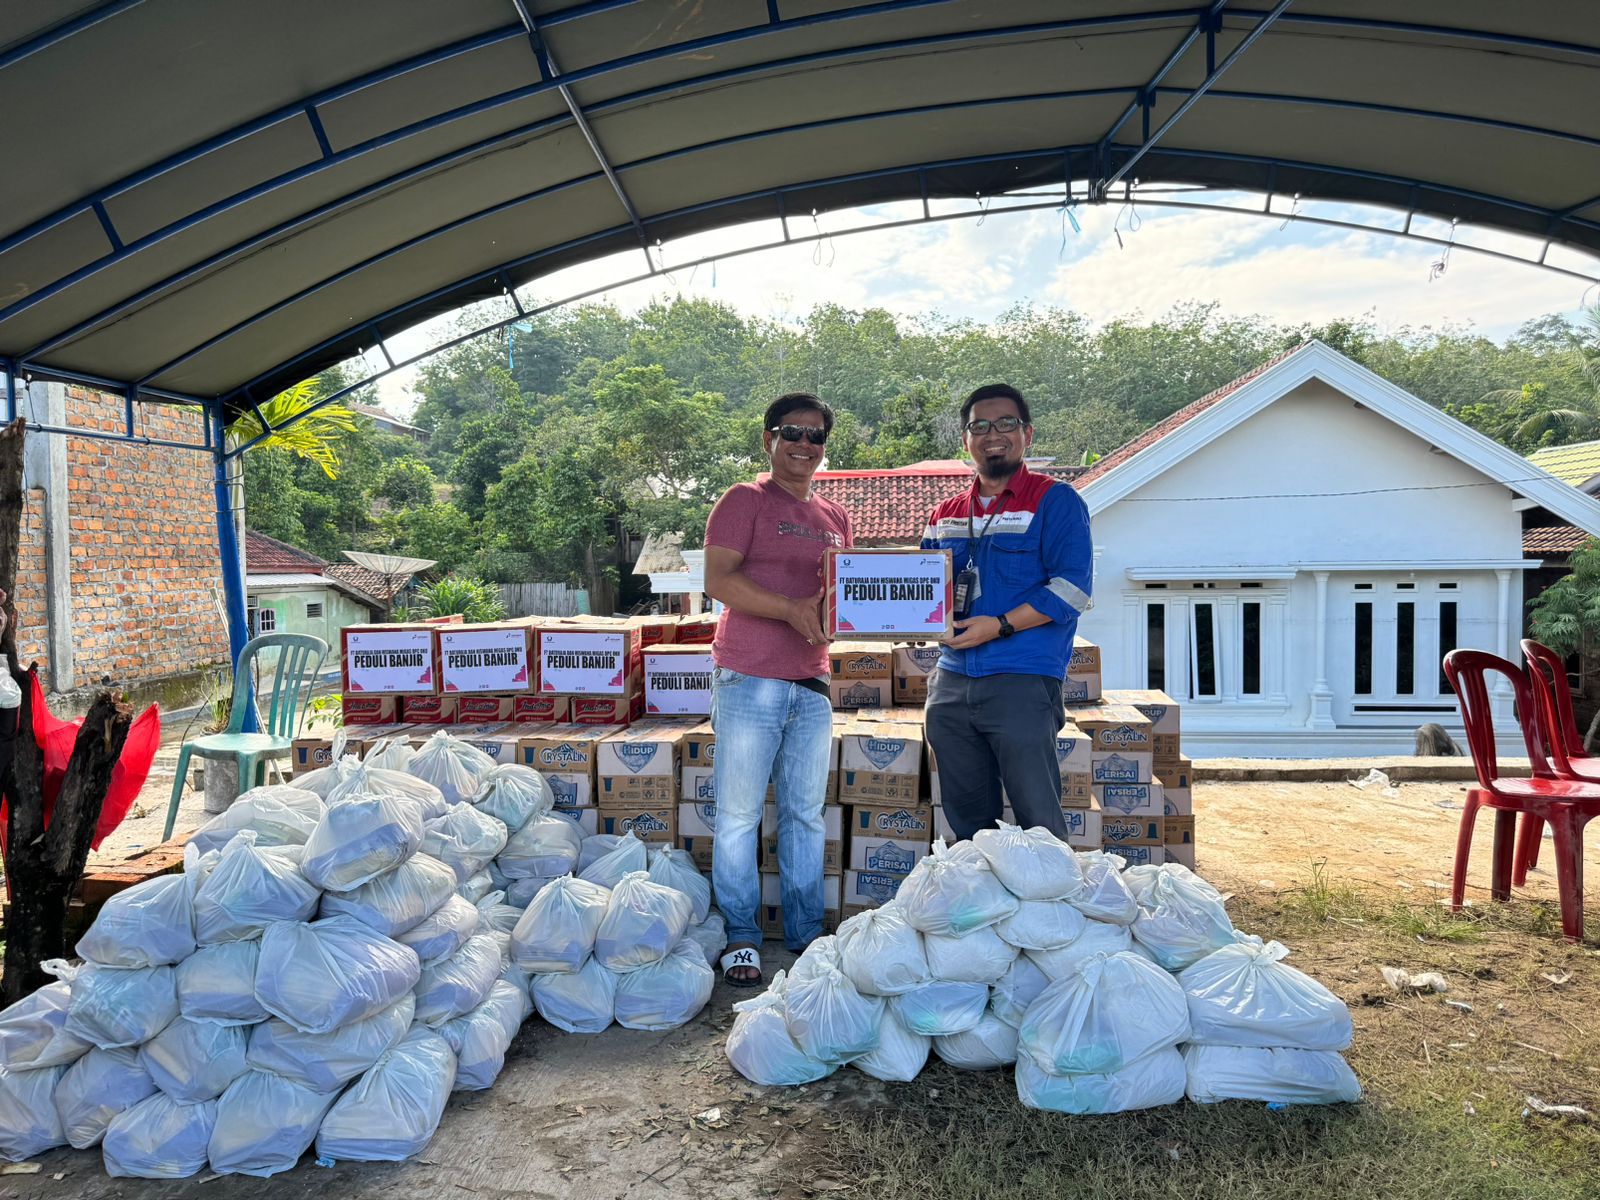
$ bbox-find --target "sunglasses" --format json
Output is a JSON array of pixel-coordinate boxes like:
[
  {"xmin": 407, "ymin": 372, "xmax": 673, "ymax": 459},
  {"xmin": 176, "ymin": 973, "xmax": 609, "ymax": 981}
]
[
  {"xmin": 964, "ymin": 416, "xmax": 1026, "ymax": 435},
  {"xmin": 770, "ymin": 424, "xmax": 829, "ymax": 446}
]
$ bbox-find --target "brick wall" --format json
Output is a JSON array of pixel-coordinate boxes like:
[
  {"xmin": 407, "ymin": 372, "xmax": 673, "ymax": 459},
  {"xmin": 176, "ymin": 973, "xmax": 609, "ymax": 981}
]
[{"xmin": 12, "ymin": 386, "xmax": 228, "ymax": 691}]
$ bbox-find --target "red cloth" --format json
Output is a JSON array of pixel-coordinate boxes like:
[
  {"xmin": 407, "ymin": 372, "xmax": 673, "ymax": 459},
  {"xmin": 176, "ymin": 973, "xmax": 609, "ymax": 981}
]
[
  {"xmin": 26, "ymin": 673, "xmax": 162, "ymax": 850},
  {"xmin": 704, "ymin": 478, "xmax": 853, "ymax": 680}
]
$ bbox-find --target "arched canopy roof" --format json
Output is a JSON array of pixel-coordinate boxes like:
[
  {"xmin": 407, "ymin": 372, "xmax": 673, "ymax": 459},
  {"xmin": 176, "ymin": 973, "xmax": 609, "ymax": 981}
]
[{"xmin": 3, "ymin": 0, "xmax": 1599, "ymax": 418}]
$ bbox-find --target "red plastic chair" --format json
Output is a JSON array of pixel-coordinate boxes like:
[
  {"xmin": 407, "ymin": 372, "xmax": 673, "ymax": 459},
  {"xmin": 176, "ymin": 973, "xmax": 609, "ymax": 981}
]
[
  {"xmin": 1520, "ymin": 639, "xmax": 1600, "ymax": 880},
  {"xmin": 1442, "ymin": 649, "xmax": 1598, "ymax": 942}
]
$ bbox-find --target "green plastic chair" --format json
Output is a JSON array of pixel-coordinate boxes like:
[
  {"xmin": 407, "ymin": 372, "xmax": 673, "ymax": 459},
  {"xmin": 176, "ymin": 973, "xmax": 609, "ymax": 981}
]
[{"xmin": 164, "ymin": 632, "xmax": 329, "ymax": 841}]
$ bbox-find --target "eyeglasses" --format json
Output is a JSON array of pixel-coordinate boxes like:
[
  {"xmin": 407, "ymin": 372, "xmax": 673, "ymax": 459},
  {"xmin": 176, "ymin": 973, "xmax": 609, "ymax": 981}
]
[
  {"xmin": 964, "ymin": 416, "xmax": 1026, "ymax": 435},
  {"xmin": 770, "ymin": 424, "xmax": 829, "ymax": 446}
]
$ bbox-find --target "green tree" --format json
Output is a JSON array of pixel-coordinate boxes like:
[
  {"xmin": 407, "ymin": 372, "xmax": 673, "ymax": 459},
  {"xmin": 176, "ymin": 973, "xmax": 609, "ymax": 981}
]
[
  {"xmin": 449, "ymin": 368, "xmax": 534, "ymax": 520},
  {"xmin": 857, "ymin": 380, "xmax": 961, "ymax": 468},
  {"xmin": 381, "ymin": 503, "xmax": 477, "ymax": 572},
  {"xmin": 484, "ymin": 439, "xmax": 620, "ymax": 604},
  {"xmin": 415, "ymin": 574, "xmax": 507, "ymax": 623},
  {"xmin": 375, "ymin": 457, "xmax": 436, "ymax": 509},
  {"xmin": 1530, "ymin": 539, "xmax": 1600, "ymax": 747},
  {"xmin": 1031, "ymin": 395, "xmax": 1144, "ymax": 464}
]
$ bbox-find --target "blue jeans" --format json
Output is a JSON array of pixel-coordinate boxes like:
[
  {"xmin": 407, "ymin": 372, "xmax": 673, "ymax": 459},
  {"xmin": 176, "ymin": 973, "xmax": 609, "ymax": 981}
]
[{"xmin": 710, "ymin": 667, "xmax": 832, "ymax": 952}]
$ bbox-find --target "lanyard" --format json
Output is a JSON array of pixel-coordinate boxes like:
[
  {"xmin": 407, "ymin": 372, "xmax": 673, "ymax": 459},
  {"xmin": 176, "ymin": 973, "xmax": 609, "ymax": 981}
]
[{"xmin": 965, "ymin": 490, "xmax": 1008, "ymax": 569}]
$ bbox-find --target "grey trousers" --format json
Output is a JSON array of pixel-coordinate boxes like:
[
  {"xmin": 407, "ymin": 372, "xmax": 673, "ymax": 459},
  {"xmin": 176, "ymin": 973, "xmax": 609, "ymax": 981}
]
[{"xmin": 925, "ymin": 667, "xmax": 1068, "ymax": 842}]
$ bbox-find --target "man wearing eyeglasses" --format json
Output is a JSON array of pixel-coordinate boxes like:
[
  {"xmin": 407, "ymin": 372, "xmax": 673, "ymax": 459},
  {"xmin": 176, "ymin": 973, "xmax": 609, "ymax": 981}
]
[
  {"xmin": 702, "ymin": 393, "xmax": 852, "ymax": 988},
  {"xmin": 921, "ymin": 383, "xmax": 1093, "ymax": 842}
]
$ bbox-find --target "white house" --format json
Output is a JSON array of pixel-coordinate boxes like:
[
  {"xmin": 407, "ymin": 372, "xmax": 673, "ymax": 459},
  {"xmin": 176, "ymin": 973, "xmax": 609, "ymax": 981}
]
[{"xmin": 1072, "ymin": 341, "xmax": 1600, "ymax": 756}]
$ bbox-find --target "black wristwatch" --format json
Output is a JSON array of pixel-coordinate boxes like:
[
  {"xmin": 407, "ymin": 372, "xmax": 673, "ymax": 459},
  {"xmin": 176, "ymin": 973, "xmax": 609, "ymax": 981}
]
[{"xmin": 996, "ymin": 613, "xmax": 1015, "ymax": 639}]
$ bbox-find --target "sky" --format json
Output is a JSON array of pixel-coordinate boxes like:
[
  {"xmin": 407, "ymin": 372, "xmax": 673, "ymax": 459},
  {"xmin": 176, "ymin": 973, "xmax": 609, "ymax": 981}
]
[{"xmin": 373, "ymin": 193, "xmax": 1598, "ymax": 416}]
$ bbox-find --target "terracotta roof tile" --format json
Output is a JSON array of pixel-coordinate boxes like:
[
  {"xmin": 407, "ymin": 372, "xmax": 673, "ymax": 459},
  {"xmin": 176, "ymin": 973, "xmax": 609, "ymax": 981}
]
[
  {"xmin": 1074, "ymin": 342, "xmax": 1310, "ymax": 487},
  {"xmin": 812, "ymin": 468, "xmax": 971, "ymax": 545},
  {"xmin": 1524, "ymin": 525, "xmax": 1594, "ymax": 555},
  {"xmin": 245, "ymin": 529, "xmax": 325, "ymax": 574},
  {"xmin": 325, "ymin": 562, "xmax": 409, "ymax": 601}
]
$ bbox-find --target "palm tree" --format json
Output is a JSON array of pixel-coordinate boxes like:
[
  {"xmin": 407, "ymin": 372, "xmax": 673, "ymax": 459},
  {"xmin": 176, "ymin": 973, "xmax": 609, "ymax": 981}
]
[
  {"xmin": 226, "ymin": 378, "xmax": 358, "ymax": 478},
  {"xmin": 1484, "ymin": 305, "xmax": 1600, "ymax": 444}
]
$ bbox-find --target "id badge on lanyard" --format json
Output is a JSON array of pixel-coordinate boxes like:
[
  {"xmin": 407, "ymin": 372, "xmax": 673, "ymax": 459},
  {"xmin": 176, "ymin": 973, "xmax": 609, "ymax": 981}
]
[{"xmin": 954, "ymin": 494, "xmax": 1005, "ymax": 620}]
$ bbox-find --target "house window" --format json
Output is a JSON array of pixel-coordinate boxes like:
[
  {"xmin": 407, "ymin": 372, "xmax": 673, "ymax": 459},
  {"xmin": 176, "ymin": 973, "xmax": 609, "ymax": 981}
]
[
  {"xmin": 1191, "ymin": 603, "xmax": 1218, "ymax": 699},
  {"xmin": 252, "ymin": 606, "xmax": 277, "ymax": 635},
  {"xmin": 1354, "ymin": 602, "xmax": 1373, "ymax": 695},
  {"xmin": 1146, "ymin": 604, "xmax": 1166, "ymax": 689},
  {"xmin": 1396, "ymin": 602, "xmax": 1416, "ymax": 695},
  {"xmin": 1241, "ymin": 601, "xmax": 1262, "ymax": 696},
  {"xmin": 1438, "ymin": 601, "xmax": 1458, "ymax": 693},
  {"xmin": 306, "ymin": 602, "xmax": 324, "ymax": 620}
]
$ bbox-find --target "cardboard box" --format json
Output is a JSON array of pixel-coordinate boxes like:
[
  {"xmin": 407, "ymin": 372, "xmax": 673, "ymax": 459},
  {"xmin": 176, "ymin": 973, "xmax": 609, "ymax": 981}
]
[
  {"xmin": 401, "ymin": 693, "xmax": 457, "ymax": 725},
  {"xmin": 892, "ymin": 644, "xmax": 942, "ymax": 704},
  {"xmin": 1164, "ymin": 814, "xmax": 1195, "ymax": 846},
  {"xmin": 449, "ymin": 721, "xmax": 552, "ymax": 765},
  {"xmin": 1093, "ymin": 780, "xmax": 1163, "ymax": 818},
  {"xmin": 1110, "ymin": 689, "xmax": 1179, "ymax": 733},
  {"xmin": 1167, "ymin": 757, "xmax": 1194, "ymax": 790},
  {"xmin": 849, "ymin": 802, "xmax": 935, "ymax": 844},
  {"xmin": 512, "ymin": 694, "xmax": 571, "ymax": 724},
  {"xmin": 341, "ymin": 694, "xmax": 398, "ymax": 725},
  {"xmin": 597, "ymin": 723, "xmax": 685, "ymax": 782},
  {"xmin": 1062, "ymin": 800, "xmax": 1101, "ymax": 849},
  {"xmin": 1061, "ymin": 772, "xmax": 1092, "ymax": 805},
  {"xmin": 452, "ymin": 694, "xmax": 516, "ymax": 723},
  {"xmin": 518, "ymin": 725, "xmax": 615, "ymax": 772},
  {"xmin": 1164, "ymin": 843, "xmax": 1195, "ymax": 870},
  {"xmin": 1116, "ymin": 845, "xmax": 1166, "ymax": 867},
  {"xmin": 293, "ymin": 724, "xmax": 414, "ymax": 773},
  {"xmin": 829, "ymin": 642, "xmax": 893, "ymax": 680},
  {"xmin": 1091, "ymin": 750, "xmax": 1153, "ymax": 784},
  {"xmin": 824, "ymin": 548, "xmax": 954, "ymax": 639},
  {"xmin": 679, "ymin": 799, "xmax": 718, "ymax": 840},
  {"xmin": 841, "ymin": 869, "xmax": 909, "ymax": 910},
  {"xmin": 1100, "ymin": 815, "xmax": 1162, "ymax": 847},
  {"xmin": 544, "ymin": 772, "xmax": 593, "ymax": 810},
  {"xmin": 681, "ymin": 765, "xmax": 718, "ymax": 806},
  {"xmin": 570, "ymin": 695, "xmax": 643, "ymax": 724},
  {"xmin": 830, "ymin": 678, "xmax": 891, "ymax": 709},
  {"xmin": 678, "ymin": 836, "xmax": 715, "ymax": 872},
  {"xmin": 341, "ymin": 625, "xmax": 438, "ymax": 695},
  {"xmin": 625, "ymin": 614, "xmax": 680, "ymax": 648},
  {"xmin": 546, "ymin": 806, "xmax": 599, "ymax": 837},
  {"xmin": 436, "ymin": 623, "xmax": 533, "ymax": 694},
  {"xmin": 837, "ymin": 720, "xmax": 923, "ymax": 802},
  {"xmin": 599, "ymin": 806, "xmax": 676, "ymax": 842},
  {"xmin": 539, "ymin": 627, "xmax": 638, "ymax": 695},
  {"xmin": 844, "ymin": 834, "xmax": 924, "ymax": 876},
  {"xmin": 1063, "ymin": 673, "xmax": 1103, "ymax": 704},
  {"xmin": 854, "ymin": 706, "xmax": 927, "ymax": 724},
  {"xmin": 1073, "ymin": 704, "xmax": 1154, "ymax": 754},
  {"xmin": 642, "ymin": 646, "xmax": 714, "ymax": 716},
  {"xmin": 674, "ymin": 613, "xmax": 718, "ymax": 644},
  {"xmin": 682, "ymin": 721, "xmax": 716, "ymax": 768},
  {"xmin": 1069, "ymin": 636, "xmax": 1101, "ymax": 676},
  {"xmin": 599, "ymin": 775, "xmax": 677, "ymax": 805},
  {"xmin": 1163, "ymin": 785, "xmax": 1193, "ymax": 817},
  {"xmin": 762, "ymin": 804, "xmax": 843, "ymax": 875},
  {"xmin": 1055, "ymin": 725, "xmax": 1092, "ymax": 773}
]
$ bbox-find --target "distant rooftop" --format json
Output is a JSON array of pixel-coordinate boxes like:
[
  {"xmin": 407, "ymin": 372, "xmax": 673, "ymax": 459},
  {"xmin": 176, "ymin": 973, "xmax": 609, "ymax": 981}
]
[{"xmin": 1526, "ymin": 440, "xmax": 1600, "ymax": 491}]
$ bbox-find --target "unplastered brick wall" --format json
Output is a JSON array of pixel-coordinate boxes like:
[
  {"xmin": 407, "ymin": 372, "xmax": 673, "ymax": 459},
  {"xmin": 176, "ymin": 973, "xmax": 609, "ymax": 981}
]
[
  {"xmin": 22, "ymin": 387, "xmax": 228, "ymax": 690},
  {"xmin": 14, "ymin": 486, "xmax": 47, "ymax": 677}
]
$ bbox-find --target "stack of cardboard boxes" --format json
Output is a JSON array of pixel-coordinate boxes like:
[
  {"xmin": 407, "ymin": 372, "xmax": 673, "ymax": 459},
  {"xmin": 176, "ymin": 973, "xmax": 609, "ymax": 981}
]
[
  {"xmin": 838, "ymin": 715, "xmax": 931, "ymax": 921},
  {"xmin": 595, "ymin": 722, "xmax": 683, "ymax": 843}
]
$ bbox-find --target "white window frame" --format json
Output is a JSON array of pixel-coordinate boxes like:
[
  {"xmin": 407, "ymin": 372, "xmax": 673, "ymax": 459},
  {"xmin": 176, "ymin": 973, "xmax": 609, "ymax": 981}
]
[
  {"xmin": 1128, "ymin": 583, "xmax": 1289, "ymax": 706},
  {"xmin": 1342, "ymin": 578, "xmax": 1461, "ymax": 721}
]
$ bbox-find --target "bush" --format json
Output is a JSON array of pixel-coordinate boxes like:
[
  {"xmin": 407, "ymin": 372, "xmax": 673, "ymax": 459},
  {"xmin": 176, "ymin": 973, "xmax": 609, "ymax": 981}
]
[{"xmin": 415, "ymin": 574, "xmax": 507, "ymax": 623}]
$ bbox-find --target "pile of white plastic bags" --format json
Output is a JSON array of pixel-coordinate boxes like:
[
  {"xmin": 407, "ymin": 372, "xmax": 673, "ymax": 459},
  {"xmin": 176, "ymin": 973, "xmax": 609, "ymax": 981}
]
[
  {"xmin": 0, "ymin": 729, "xmax": 726, "ymax": 1177},
  {"xmin": 726, "ymin": 823, "xmax": 1358, "ymax": 1113}
]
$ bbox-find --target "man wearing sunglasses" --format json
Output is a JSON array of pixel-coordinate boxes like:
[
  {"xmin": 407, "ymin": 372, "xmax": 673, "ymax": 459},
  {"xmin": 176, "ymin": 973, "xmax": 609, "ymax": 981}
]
[
  {"xmin": 703, "ymin": 392, "xmax": 852, "ymax": 988},
  {"xmin": 920, "ymin": 383, "xmax": 1093, "ymax": 841}
]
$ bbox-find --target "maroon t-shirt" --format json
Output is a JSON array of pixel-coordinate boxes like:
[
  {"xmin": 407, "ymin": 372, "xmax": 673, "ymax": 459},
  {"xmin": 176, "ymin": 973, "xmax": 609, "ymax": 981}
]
[{"xmin": 705, "ymin": 478, "xmax": 853, "ymax": 680}]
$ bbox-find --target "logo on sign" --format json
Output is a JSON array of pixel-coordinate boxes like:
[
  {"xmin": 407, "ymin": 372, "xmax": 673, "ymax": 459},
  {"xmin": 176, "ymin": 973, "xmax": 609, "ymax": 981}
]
[
  {"xmin": 841, "ymin": 682, "xmax": 881, "ymax": 706},
  {"xmin": 1120, "ymin": 846, "xmax": 1155, "ymax": 866},
  {"xmin": 1096, "ymin": 754, "xmax": 1138, "ymax": 782},
  {"xmin": 865, "ymin": 842, "xmax": 916, "ymax": 873},
  {"xmin": 548, "ymin": 777, "xmax": 578, "ymax": 807},
  {"xmin": 908, "ymin": 647, "xmax": 941, "ymax": 670},
  {"xmin": 861, "ymin": 738, "xmax": 906, "ymax": 770},
  {"xmin": 694, "ymin": 778, "xmax": 716, "ymax": 803},
  {"xmin": 873, "ymin": 809, "xmax": 926, "ymax": 835},
  {"xmin": 694, "ymin": 802, "xmax": 716, "ymax": 826},
  {"xmin": 1101, "ymin": 724, "xmax": 1147, "ymax": 748},
  {"xmin": 1102, "ymin": 819, "xmax": 1148, "ymax": 841},
  {"xmin": 624, "ymin": 813, "xmax": 670, "ymax": 834},
  {"xmin": 1062, "ymin": 810, "xmax": 1086, "ymax": 837},
  {"xmin": 540, "ymin": 743, "xmax": 586, "ymax": 767},
  {"xmin": 1062, "ymin": 678, "xmax": 1092, "ymax": 702},
  {"xmin": 1100, "ymin": 785, "xmax": 1147, "ymax": 814},
  {"xmin": 845, "ymin": 655, "xmax": 886, "ymax": 674},
  {"xmin": 615, "ymin": 743, "xmax": 658, "ymax": 773},
  {"xmin": 1139, "ymin": 705, "xmax": 1169, "ymax": 723},
  {"xmin": 853, "ymin": 871, "xmax": 904, "ymax": 903}
]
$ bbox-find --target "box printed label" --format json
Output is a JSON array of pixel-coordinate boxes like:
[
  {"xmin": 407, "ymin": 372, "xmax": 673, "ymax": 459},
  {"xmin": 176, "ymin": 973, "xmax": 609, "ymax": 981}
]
[
  {"xmin": 438, "ymin": 628, "xmax": 530, "ymax": 693},
  {"xmin": 540, "ymin": 631, "xmax": 627, "ymax": 694},
  {"xmin": 1094, "ymin": 753, "xmax": 1143, "ymax": 783},
  {"xmin": 345, "ymin": 629, "xmax": 434, "ymax": 692},
  {"xmin": 828, "ymin": 551, "xmax": 952, "ymax": 636},
  {"xmin": 858, "ymin": 807, "xmax": 932, "ymax": 837},
  {"xmin": 845, "ymin": 870, "xmax": 907, "ymax": 905},
  {"xmin": 643, "ymin": 649, "xmax": 714, "ymax": 715},
  {"xmin": 861, "ymin": 841, "xmax": 917, "ymax": 874}
]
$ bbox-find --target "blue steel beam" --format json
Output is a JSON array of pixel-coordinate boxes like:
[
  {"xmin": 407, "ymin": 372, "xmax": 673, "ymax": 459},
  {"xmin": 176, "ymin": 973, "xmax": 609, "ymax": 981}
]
[
  {"xmin": 209, "ymin": 401, "xmax": 254, "ymax": 728},
  {"xmin": 0, "ymin": 0, "xmax": 145, "ymax": 72},
  {"xmin": 1104, "ymin": 0, "xmax": 1294, "ymax": 193}
]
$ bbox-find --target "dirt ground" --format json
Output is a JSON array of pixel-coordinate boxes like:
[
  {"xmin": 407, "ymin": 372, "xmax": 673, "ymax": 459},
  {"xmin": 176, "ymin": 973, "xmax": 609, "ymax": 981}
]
[{"xmin": 13, "ymin": 771, "xmax": 1594, "ymax": 1199}]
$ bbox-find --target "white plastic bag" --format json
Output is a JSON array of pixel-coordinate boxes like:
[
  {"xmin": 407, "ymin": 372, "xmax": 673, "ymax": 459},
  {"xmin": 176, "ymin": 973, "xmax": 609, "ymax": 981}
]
[
  {"xmin": 1016, "ymin": 1046, "xmax": 1186, "ymax": 1114},
  {"xmin": 725, "ymin": 975, "xmax": 835, "ymax": 1087},
  {"xmin": 414, "ymin": 931, "xmax": 503, "ymax": 1026},
  {"xmin": 0, "ymin": 977, "xmax": 91, "ymax": 1070},
  {"xmin": 685, "ymin": 913, "xmax": 728, "ymax": 968},
  {"xmin": 53, "ymin": 1047, "xmax": 155, "ymax": 1149},
  {"xmin": 996, "ymin": 900, "xmax": 1087, "ymax": 952},
  {"xmin": 646, "ymin": 845, "xmax": 712, "ymax": 924},
  {"xmin": 924, "ymin": 926, "xmax": 1017, "ymax": 984},
  {"xmin": 76, "ymin": 864, "xmax": 197, "ymax": 967},
  {"xmin": 176, "ymin": 939, "xmax": 267, "ymax": 1025},
  {"xmin": 851, "ymin": 1010, "xmax": 930, "ymax": 1083},
  {"xmin": 314, "ymin": 1026, "xmax": 457, "ymax": 1162},
  {"xmin": 66, "ymin": 964, "xmax": 178, "ymax": 1050},
  {"xmin": 422, "ymin": 805, "xmax": 509, "ymax": 883},
  {"xmin": 1071, "ymin": 851, "xmax": 1138, "ymax": 924},
  {"xmin": 319, "ymin": 852, "xmax": 457, "ymax": 937},
  {"xmin": 1026, "ymin": 920, "xmax": 1133, "ymax": 981},
  {"xmin": 1178, "ymin": 937, "xmax": 1353, "ymax": 1050},
  {"xmin": 362, "ymin": 736, "xmax": 417, "ymax": 773},
  {"xmin": 614, "ymin": 936, "xmax": 714, "ymax": 1031},
  {"xmin": 326, "ymin": 759, "xmax": 447, "ymax": 820},
  {"xmin": 896, "ymin": 839, "xmax": 1018, "ymax": 936},
  {"xmin": 137, "ymin": 1016, "xmax": 249, "ymax": 1103},
  {"xmin": 890, "ymin": 979, "xmax": 989, "ymax": 1037},
  {"xmin": 301, "ymin": 792, "xmax": 424, "ymax": 891},
  {"xmin": 245, "ymin": 994, "xmax": 414, "ymax": 1094},
  {"xmin": 836, "ymin": 904, "xmax": 929, "ymax": 996},
  {"xmin": 594, "ymin": 872, "xmax": 694, "ymax": 973},
  {"xmin": 188, "ymin": 784, "xmax": 322, "ymax": 856},
  {"xmin": 457, "ymin": 869, "xmax": 495, "ymax": 904},
  {"xmin": 397, "ymin": 893, "xmax": 481, "ymax": 964},
  {"xmin": 786, "ymin": 935, "xmax": 842, "ymax": 987},
  {"xmin": 935, "ymin": 1009, "xmax": 1019, "ymax": 1070},
  {"xmin": 505, "ymin": 874, "xmax": 560, "ymax": 907},
  {"xmin": 102, "ymin": 1091, "xmax": 215, "ymax": 1178},
  {"xmin": 990, "ymin": 953, "xmax": 1051, "ymax": 1028},
  {"xmin": 973, "ymin": 822, "xmax": 1084, "ymax": 901},
  {"xmin": 474, "ymin": 764, "xmax": 553, "ymax": 832},
  {"xmin": 0, "ymin": 1063, "xmax": 66, "ymax": 1160},
  {"xmin": 1018, "ymin": 952, "xmax": 1190, "ymax": 1075},
  {"xmin": 476, "ymin": 893, "xmax": 523, "ymax": 934},
  {"xmin": 1130, "ymin": 869, "xmax": 1236, "ymax": 971},
  {"xmin": 498, "ymin": 814, "xmax": 584, "ymax": 879},
  {"xmin": 1183, "ymin": 1044, "xmax": 1362, "ymax": 1105},
  {"xmin": 409, "ymin": 730, "xmax": 495, "ymax": 806},
  {"xmin": 207, "ymin": 1067, "xmax": 338, "ymax": 1176},
  {"xmin": 254, "ymin": 916, "xmax": 421, "ymax": 1034},
  {"xmin": 579, "ymin": 832, "xmax": 649, "ymax": 889},
  {"xmin": 510, "ymin": 875, "xmax": 611, "ymax": 974},
  {"xmin": 1125, "ymin": 861, "xmax": 1223, "ymax": 908},
  {"xmin": 439, "ymin": 980, "xmax": 525, "ymax": 1091},
  {"xmin": 577, "ymin": 833, "xmax": 627, "ymax": 873},
  {"xmin": 532, "ymin": 957, "xmax": 616, "ymax": 1034},
  {"xmin": 193, "ymin": 830, "xmax": 321, "ymax": 944},
  {"xmin": 783, "ymin": 965, "xmax": 883, "ymax": 1063}
]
